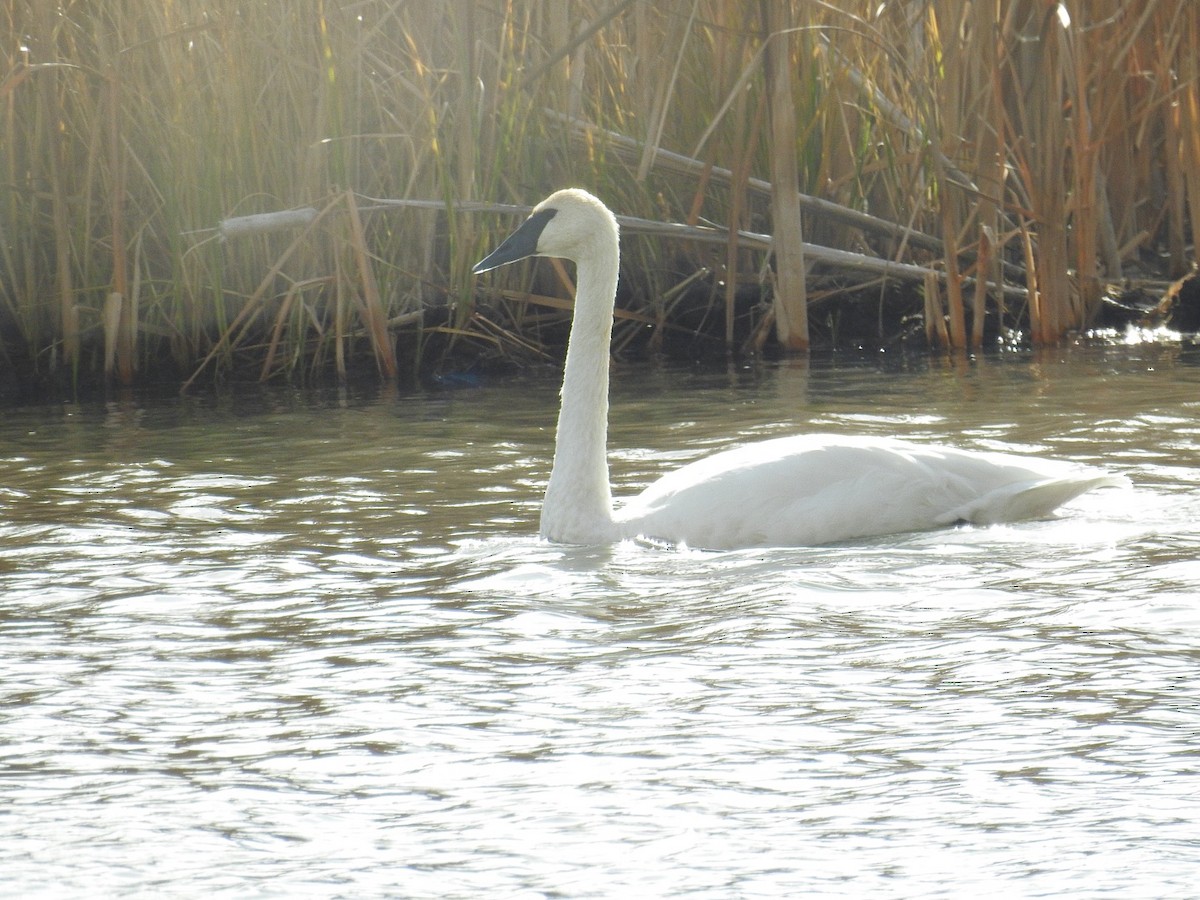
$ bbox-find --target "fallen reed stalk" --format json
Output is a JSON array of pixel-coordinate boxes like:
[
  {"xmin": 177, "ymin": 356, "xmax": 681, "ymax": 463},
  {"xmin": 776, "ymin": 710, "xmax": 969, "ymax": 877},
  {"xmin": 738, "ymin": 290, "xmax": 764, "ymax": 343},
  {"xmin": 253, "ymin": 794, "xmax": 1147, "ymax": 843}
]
[{"xmin": 545, "ymin": 110, "xmax": 947, "ymax": 255}]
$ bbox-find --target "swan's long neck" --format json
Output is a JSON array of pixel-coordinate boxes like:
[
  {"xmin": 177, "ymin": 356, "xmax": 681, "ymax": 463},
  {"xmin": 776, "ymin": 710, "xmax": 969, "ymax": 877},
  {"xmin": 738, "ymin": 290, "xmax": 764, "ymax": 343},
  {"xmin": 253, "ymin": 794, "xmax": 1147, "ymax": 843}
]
[{"xmin": 540, "ymin": 232, "xmax": 620, "ymax": 543}]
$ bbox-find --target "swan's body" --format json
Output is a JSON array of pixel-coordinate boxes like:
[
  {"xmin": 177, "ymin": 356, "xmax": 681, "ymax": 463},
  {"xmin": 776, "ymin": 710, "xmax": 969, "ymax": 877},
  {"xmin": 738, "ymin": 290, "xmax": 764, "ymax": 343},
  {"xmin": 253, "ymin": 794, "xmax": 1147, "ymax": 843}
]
[{"xmin": 473, "ymin": 189, "xmax": 1126, "ymax": 550}]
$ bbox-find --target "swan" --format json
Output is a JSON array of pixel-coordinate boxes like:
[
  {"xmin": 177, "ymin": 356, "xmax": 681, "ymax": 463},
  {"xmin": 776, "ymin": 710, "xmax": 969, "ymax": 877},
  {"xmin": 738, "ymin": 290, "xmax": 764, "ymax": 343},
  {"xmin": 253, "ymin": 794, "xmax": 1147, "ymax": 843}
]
[{"xmin": 473, "ymin": 188, "xmax": 1127, "ymax": 549}]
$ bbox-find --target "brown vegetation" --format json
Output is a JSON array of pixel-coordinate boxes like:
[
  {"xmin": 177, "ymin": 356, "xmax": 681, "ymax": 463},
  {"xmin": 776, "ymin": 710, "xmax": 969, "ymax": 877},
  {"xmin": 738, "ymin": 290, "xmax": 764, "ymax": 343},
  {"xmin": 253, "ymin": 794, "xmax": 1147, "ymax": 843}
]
[{"xmin": 0, "ymin": 1, "xmax": 1196, "ymax": 389}]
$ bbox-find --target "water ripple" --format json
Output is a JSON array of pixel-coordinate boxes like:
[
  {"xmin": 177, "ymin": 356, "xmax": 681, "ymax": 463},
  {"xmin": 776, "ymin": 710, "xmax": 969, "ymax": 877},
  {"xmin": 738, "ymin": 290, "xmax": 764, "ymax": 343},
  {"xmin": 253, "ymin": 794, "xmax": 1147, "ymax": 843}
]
[{"xmin": 3, "ymin": 351, "xmax": 1200, "ymax": 897}]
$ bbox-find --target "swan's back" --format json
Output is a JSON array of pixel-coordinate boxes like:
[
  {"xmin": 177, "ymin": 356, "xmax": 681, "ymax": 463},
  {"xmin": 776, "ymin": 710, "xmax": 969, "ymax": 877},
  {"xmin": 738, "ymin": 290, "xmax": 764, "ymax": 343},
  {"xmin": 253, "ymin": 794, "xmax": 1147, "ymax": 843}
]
[{"xmin": 615, "ymin": 434, "xmax": 1126, "ymax": 549}]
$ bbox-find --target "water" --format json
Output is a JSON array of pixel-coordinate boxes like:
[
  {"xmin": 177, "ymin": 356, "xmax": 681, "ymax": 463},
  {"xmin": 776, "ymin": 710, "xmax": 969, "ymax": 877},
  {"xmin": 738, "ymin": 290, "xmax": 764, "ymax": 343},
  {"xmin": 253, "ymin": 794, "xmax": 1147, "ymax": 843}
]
[{"xmin": 3, "ymin": 344, "xmax": 1199, "ymax": 898}]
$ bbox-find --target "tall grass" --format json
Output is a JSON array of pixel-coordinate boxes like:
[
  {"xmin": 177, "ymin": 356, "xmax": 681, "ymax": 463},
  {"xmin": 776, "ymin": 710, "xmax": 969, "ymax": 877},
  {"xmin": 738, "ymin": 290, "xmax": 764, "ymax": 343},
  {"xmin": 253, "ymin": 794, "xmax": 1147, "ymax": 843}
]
[{"xmin": 0, "ymin": 1, "xmax": 1195, "ymax": 389}]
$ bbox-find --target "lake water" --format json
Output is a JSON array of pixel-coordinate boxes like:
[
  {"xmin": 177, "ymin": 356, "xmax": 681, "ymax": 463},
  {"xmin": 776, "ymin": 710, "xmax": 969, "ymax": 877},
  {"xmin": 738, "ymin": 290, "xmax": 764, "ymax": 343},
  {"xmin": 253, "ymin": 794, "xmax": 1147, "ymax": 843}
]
[{"xmin": 3, "ymin": 343, "xmax": 1199, "ymax": 897}]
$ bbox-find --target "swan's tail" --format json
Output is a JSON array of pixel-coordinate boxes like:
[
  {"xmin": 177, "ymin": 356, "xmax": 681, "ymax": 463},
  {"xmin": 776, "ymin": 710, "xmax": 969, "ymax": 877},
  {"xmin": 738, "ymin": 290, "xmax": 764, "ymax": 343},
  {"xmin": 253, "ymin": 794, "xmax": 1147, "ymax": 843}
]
[{"xmin": 939, "ymin": 473, "xmax": 1130, "ymax": 526}]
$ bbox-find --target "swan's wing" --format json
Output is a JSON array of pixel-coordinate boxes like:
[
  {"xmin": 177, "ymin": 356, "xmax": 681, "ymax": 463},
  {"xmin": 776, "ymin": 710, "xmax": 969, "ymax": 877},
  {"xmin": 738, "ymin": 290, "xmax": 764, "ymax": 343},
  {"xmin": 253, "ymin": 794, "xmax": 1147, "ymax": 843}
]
[
  {"xmin": 615, "ymin": 435, "xmax": 1123, "ymax": 549},
  {"xmin": 936, "ymin": 472, "xmax": 1130, "ymax": 526}
]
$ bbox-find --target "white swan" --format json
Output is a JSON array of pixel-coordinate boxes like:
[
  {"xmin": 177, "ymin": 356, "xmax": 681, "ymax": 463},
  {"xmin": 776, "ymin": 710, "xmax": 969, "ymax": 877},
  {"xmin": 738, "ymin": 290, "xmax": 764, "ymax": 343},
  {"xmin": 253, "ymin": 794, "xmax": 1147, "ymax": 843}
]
[{"xmin": 473, "ymin": 188, "xmax": 1127, "ymax": 549}]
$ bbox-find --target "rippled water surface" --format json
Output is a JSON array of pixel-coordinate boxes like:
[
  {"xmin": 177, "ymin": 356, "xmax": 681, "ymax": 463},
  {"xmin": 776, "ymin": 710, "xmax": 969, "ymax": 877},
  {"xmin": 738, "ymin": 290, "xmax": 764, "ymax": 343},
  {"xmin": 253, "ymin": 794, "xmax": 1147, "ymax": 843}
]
[{"xmin": 3, "ymin": 345, "xmax": 1200, "ymax": 897}]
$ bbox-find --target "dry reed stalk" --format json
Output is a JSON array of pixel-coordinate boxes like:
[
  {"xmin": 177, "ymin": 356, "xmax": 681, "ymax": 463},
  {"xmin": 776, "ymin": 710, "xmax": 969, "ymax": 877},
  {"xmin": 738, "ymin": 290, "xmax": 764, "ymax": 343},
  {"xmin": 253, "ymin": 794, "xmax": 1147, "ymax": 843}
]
[
  {"xmin": 723, "ymin": 76, "xmax": 765, "ymax": 348},
  {"xmin": 448, "ymin": 2, "xmax": 480, "ymax": 327},
  {"xmin": 724, "ymin": 184, "xmax": 744, "ymax": 349},
  {"xmin": 1178, "ymin": 8, "xmax": 1200, "ymax": 277},
  {"xmin": 260, "ymin": 287, "xmax": 297, "ymax": 382},
  {"xmin": 735, "ymin": 93, "xmax": 768, "ymax": 346},
  {"xmin": 930, "ymin": 139, "xmax": 967, "ymax": 347},
  {"xmin": 125, "ymin": 234, "xmax": 141, "ymax": 370},
  {"xmin": 1016, "ymin": 3, "xmax": 1072, "ymax": 343},
  {"xmin": 49, "ymin": 170, "xmax": 77, "ymax": 372},
  {"xmin": 972, "ymin": 226, "xmax": 993, "ymax": 348},
  {"xmin": 106, "ymin": 65, "xmax": 134, "ymax": 384},
  {"xmin": 1157, "ymin": 25, "xmax": 1188, "ymax": 278},
  {"xmin": 637, "ymin": 1, "xmax": 699, "ymax": 182},
  {"xmin": 180, "ymin": 197, "xmax": 338, "ymax": 393},
  {"xmin": 1019, "ymin": 217, "xmax": 1041, "ymax": 342},
  {"xmin": 1065, "ymin": 0, "xmax": 1105, "ymax": 326},
  {"xmin": 344, "ymin": 190, "xmax": 398, "ymax": 379},
  {"xmin": 259, "ymin": 276, "xmax": 331, "ymax": 381},
  {"xmin": 1104, "ymin": 1, "xmax": 1177, "ymax": 276},
  {"xmin": 37, "ymin": 50, "xmax": 79, "ymax": 372},
  {"xmin": 0, "ymin": 75, "xmax": 22, "ymax": 342},
  {"xmin": 923, "ymin": 270, "xmax": 948, "ymax": 348},
  {"xmin": 103, "ymin": 292, "xmax": 122, "ymax": 375},
  {"xmin": 971, "ymin": 1, "xmax": 1005, "ymax": 346},
  {"xmin": 518, "ymin": 0, "xmax": 641, "ymax": 90},
  {"xmin": 763, "ymin": 0, "xmax": 808, "ymax": 351},
  {"xmin": 334, "ymin": 250, "xmax": 347, "ymax": 381}
]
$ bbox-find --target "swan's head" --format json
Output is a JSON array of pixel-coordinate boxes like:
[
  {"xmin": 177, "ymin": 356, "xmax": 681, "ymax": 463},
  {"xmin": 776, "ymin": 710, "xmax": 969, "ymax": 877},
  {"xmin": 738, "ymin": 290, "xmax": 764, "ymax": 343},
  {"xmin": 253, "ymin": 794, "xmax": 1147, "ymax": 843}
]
[{"xmin": 473, "ymin": 188, "xmax": 618, "ymax": 274}]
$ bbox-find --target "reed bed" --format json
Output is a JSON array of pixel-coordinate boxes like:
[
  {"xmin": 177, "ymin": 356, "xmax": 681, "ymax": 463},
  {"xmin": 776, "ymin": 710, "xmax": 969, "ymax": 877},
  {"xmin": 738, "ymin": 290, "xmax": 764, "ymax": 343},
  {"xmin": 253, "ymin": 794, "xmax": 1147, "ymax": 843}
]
[{"xmin": 1, "ymin": 1, "xmax": 1195, "ymax": 389}]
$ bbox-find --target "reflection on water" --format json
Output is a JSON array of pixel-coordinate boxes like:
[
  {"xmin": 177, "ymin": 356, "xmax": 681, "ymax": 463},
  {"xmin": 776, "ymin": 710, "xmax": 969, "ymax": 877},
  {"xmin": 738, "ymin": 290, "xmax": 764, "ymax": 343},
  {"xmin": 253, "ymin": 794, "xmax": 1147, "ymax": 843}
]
[{"xmin": 3, "ymin": 346, "xmax": 1200, "ymax": 897}]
